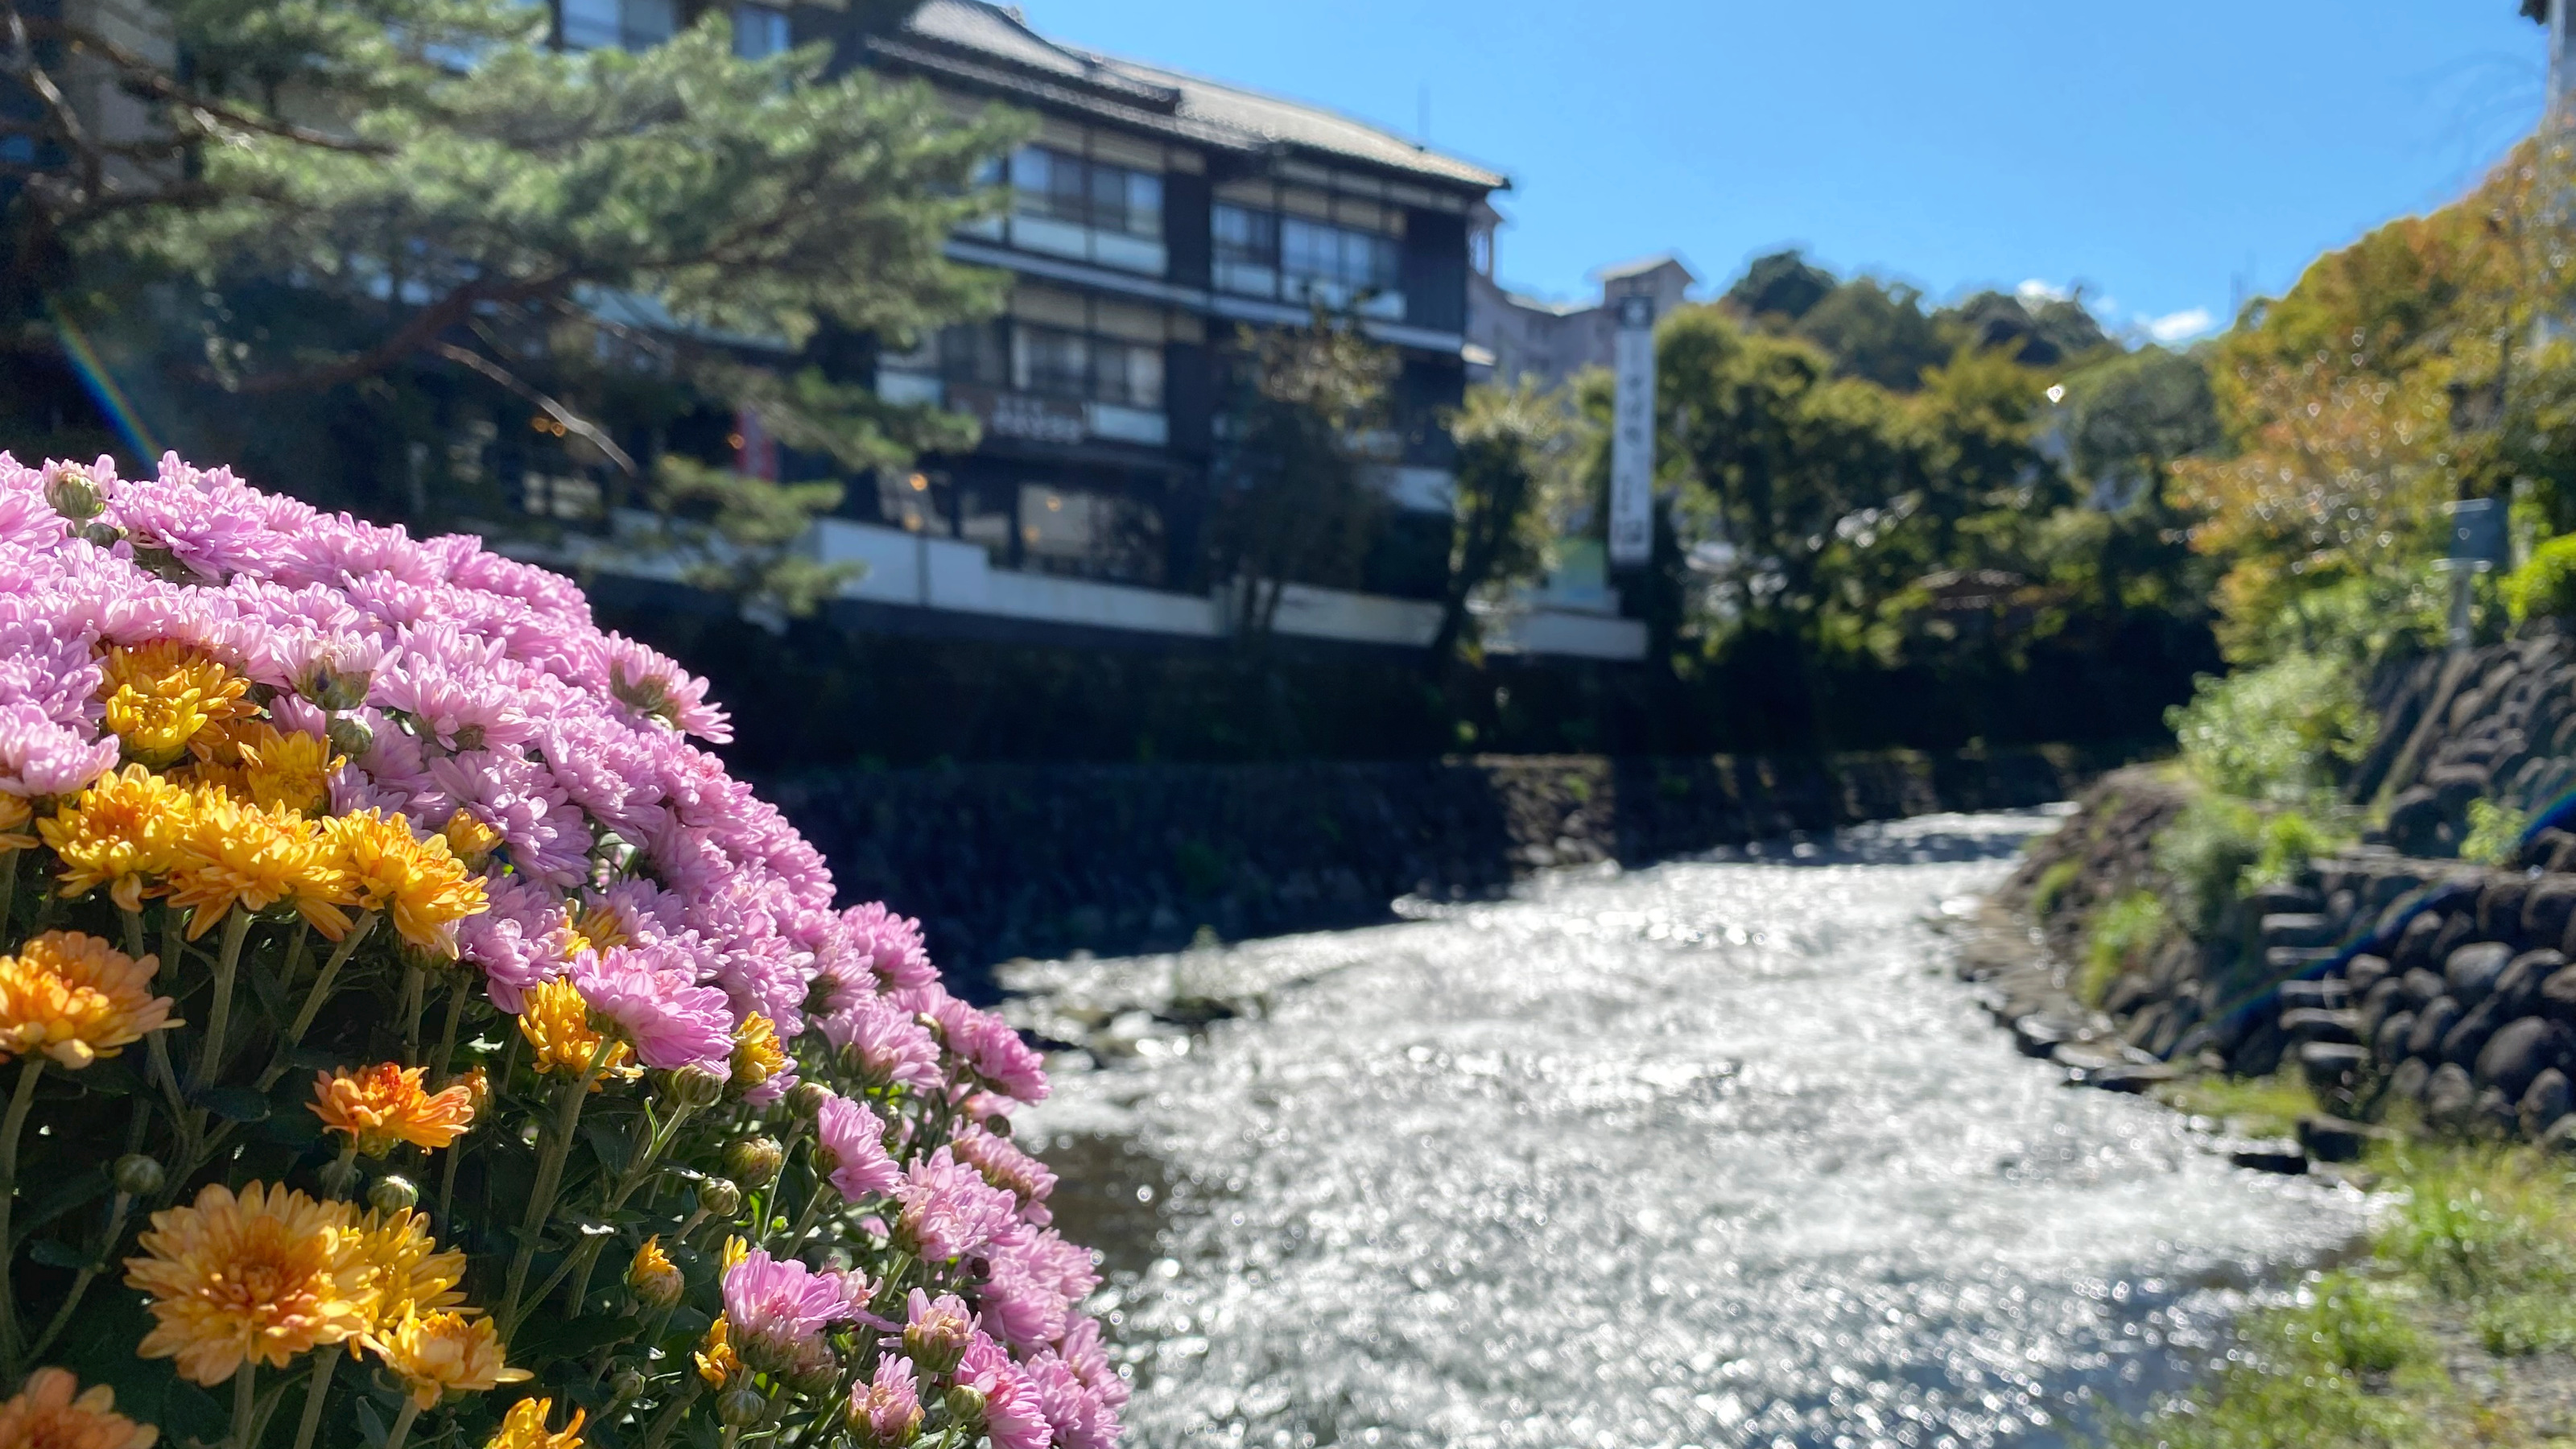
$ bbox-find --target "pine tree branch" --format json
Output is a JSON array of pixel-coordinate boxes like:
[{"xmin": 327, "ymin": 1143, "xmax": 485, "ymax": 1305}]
[{"xmin": 429, "ymin": 340, "xmax": 638, "ymax": 477}]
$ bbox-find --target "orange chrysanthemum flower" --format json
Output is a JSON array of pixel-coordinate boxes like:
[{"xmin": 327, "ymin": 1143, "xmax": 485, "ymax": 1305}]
[
  {"xmin": 373, "ymin": 1311, "xmax": 530, "ymax": 1410},
  {"xmin": 486, "ymin": 1397, "xmax": 584, "ymax": 1449},
  {"xmin": 98, "ymin": 642, "xmax": 252, "ymax": 767},
  {"xmin": 38, "ymin": 765, "xmax": 196, "ymax": 912},
  {"xmin": 694, "ymin": 1314, "xmax": 741, "ymax": 1389},
  {"xmin": 516, "ymin": 977, "xmax": 634, "ymax": 1084},
  {"xmin": 731, "ymin": 1013, "xmax": 786, "ymax": 1093},
  {"xmin": 625, "ymin": 1235, "xmax": 683, "ymax": 1309},
  {"xmin": 124, "ymin": 1181, "xmax": 373, "ymax": 1385},
  {"xmin": 353, "ymin": 1206, "xmax": 469, "ymax": 1327},
  {"xmin": 0, "ymin": 1368, "xmax": 159, "ymax": 1449},
  {"xmin": 0, "ymin": 793, "xmax": 35, "ymax": 852},
  {"xmin": 326, "ymin": 811, "xmax": 487, "ymax": 956},
  {"xmin": 165, "ymin": 791, "xmax": 346, "ymax": 940},
  {"xmin": 0, "ymin": 930, "xmax": 179, "ymax": 1069},
  {"xmin": 311, "ymin": 1063, "xmax": 477, "ymax": 1156}
]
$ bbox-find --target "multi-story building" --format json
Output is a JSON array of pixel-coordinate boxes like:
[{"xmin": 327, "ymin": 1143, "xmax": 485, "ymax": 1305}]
[
  {"xmin": 1466, "ymin": 249, "xmax": 1698, "ymax": 394},
  {"xmin": 780, "ymin": 0, "xmax": 1644, "ymax": 661}
]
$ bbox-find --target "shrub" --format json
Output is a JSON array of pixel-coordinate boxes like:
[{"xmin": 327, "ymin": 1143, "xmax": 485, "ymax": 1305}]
[
  {"xmin": 2461, "ymin": 798, "xmax": 2529, "ymax": 869},
  {"xmin": 2078, "ymin": 891, "xmax": 2166, "ymax": 1007},
  {"xmin": 2029, "ymin": 860, "xmax": 2082, "ymax": 919},
  {"xmin": 2252, "ymin": 807, "xmax": 2349, "ymax": 890},
  {"xmin": 2504, "ymin": 531, "xmax": 2576, "ymax": 624},
  {"xmin": 2165, "ymin": 652, "xmax": 2372, "ymax": 802},
  {"xmin": 0, "ymin": 457, "xmax": 1119, "ymax": 1449},
  {"xmin": 2153, "ymin": 794, "xmax": 2265, "ymax": 938}
]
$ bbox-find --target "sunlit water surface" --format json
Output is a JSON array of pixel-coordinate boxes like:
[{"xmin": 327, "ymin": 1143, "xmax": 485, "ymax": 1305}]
[{"xmin": 1005, "ymin": 811, "xmax": 2361, "ymax": 1449}]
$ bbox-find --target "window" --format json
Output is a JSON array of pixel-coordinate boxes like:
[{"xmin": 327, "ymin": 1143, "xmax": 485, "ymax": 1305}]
[
  {"xmin": 1009, "ymin": 325, "xmax": 1163, "ymax": 410},
  {"xmin": 1009, "ymin": 147, "xmax": 1161, "ymax": 239},
  {"xmin": 731, "ymin": 3, "xmax": 791, "ymax": 57},
  {"xmin": 560, "ymin": 0, "xmax": 672, "ymax": 50},
  {"xmin": 1213, "ymin": 192, "xmax": 1405, "ymax": 316}
]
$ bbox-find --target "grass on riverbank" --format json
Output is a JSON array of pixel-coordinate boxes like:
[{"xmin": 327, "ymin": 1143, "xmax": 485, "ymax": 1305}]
[
  {"xmin": 2106, "ymin": 1141, "xmax": 2576, "ymax": 1447},
  {"xmin": 2154, "ymin": 1069, "xmax": 2322, "ymax": 1141}
]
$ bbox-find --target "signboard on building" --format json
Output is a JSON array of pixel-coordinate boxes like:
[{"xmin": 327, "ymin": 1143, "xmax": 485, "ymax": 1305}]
[
  {"xmin": 1608, "ymin": 293, "xmax": 1657, "ymax": 567},
  {"xmin": 949, "ymin": 386, "xmax": 1088, "ymax": 446}
]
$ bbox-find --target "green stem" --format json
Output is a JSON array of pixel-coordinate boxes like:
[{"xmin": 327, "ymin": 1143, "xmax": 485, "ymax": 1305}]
[
  {"xmin": 379, "ymin": 1398, "xmax": 420, "ymax": 1449},
  {"xmin": 499, "ymin": 1038, "xmax": 613, "ymax": 1332},
  {"xmin": 640, "ymin": 1382, "xmax": 699, "ymax": 1449},
  {"xmin": 555, "ymin": 1100, "xmax": 698, "ymax": 1313},
  {"xmin": 259, "ymin": 912, "xmax": 376, "ymax": 1091},
  {"xmin": 0, "ymin": 848, "xmax": 17, "ymax": 935},
  {"xmin": 398, "ymin": 962, "xmax": 426, "ymax": 1064},
  {"xmin": 190, "ymin": 910, "xmax": 255, "ymax": 1092},
  {"xmin": 0, "ymin": 1058, "xmax": 42, "ymax": 1364},
  {"xmin": 435, "ymin": 1127, "xmax": 464, "ymax": 1224},
  {"xmin": 287, "ymin": 1350, "xmax": 336, "ymax": 1449},
  {"xmin": 25, "ymin": 1188, "xmax": 130, "ymax": 1360},
  {"xmin": 120, "ymin": 905, "xmax": 147, "ymax": 961},
  {"xmin": 230, "ymin": 1363, "xmax": 260, "ymax": 1449},
  {"xmin": 430, "ymin": 976, "xmax": 466, "ymax": 1080},
  {"xmin": 278, "ymin": 921, "xmax": 311, "ymax": 991}
]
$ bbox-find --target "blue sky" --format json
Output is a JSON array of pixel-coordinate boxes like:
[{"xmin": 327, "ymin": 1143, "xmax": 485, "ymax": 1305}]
[{"xmin": 1026, "ymin": 0, "xmax": 2551, "ymax": 344}]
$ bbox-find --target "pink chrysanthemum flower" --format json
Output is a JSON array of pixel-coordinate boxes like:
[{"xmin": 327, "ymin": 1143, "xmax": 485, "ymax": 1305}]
[
  {"xmin": 571, "ymin": 943, "xmax": 735, "ymax": 1074},
  {"xmin": 848, "ymin": 1353, "xmax": 923, "ymax": 1449},
  {"xmin": 814, "ymin": 1088, "xmax": 902, "ymax": 1202},
  {"xmin": 958, "ymin": 1331, "xmax": 1054, "ymax": 1449},
  {"xmin": 820, "ymin": 994, "xmax": 943, "ymax": 1092},
  {"xmin": 720, "ymin": 1249, "xmax": 848, "ymax": 1376},
  {"xmin": 894, "ymin": 1147, "xmax": 1019, "ymax": 1263}
]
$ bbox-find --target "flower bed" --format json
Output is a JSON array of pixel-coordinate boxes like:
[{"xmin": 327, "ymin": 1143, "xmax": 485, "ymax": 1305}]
[{"xmin": 0, "ymin": 455, "xmax": 1119, "ymax": 1449}]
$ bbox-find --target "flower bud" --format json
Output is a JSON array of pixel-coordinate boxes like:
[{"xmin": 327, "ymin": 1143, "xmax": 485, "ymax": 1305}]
[
  {"xmin": 667, "ymin": 1063, "xmax": 728, "ymax": 1108},
  {"xmin": 725, "ymin": 1137, "xmax": 783, "ymax": 1188},
  {"xmin": 983, "ymin": 1113, "xmax": 1013, "ymax": 1139},
  {"xmin": 325, "ymin": 715, "xmax": 374, "ymax": 759},
  {"xmin": 43, "ymin": 468, "xmax": 102, "ymax": 522},
  {"xmin": 787, "ymin": 1080, "xmax": 832, "ymax": 1119},
  {"xmin": 914, "ymin": 1012, "xmax": 946, "ymax": 1043},
  {"xmin": 296, "ymin": 654, "xmax": 374, "ymax": 712},
  {"xmin": 367, "ymin": 1175, "xmax": 420, "ymax": 1214},
  {"xmin": 903, "ymin": 1302, "xmax": 972, "ymax": 1377},
  {"xmin": 788, "ymin": 1360, "xmax": 840, "ymax": 1399},
  {"xmin": 718, "ymin": 1385, "xmax": 769, "ymax": 1428},
  {"xmin": 696, "ymin": 1176, "xmax": 742, "ymax": 1217},
  {"xmin": 627, "ymin": 1240, "xmax": 683, "ymax": 1311},
  {"xmin": 80, "ymin": 522, "xmax": 122, "ymax": 549},
  {"xmin": 609, "ymin": 1367, "xmax": 647, "ymax": 1403},
  {"xmin": 941, "ymin": 1385, "xmax": 986, "ymax": 1432},
  {"xmin": 111, "ymin": 1154, "xmax": 164, "ymax": 1197}
]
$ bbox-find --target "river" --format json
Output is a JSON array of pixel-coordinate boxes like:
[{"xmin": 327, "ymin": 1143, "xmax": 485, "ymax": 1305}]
[{"xmin": 1003, "ymin": 809, "xmax": 2363, "ymax": 1449}]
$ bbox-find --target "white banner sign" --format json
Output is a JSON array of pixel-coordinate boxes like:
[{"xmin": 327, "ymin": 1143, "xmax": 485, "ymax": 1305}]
[{"xmin": 1608, "ymin": 293, "xmax": 1657, "ymax": 567}]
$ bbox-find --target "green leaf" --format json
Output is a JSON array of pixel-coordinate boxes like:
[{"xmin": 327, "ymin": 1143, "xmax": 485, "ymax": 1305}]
[
  {"xmin": 26, "ymin": 1237, "xmax": 94, "ymax": 1269},
  {"xmin": 18, "ymin": 1171, "xmax": 108, "ymax": 1238},
  {"xmin": 356, "ymin": 1399, "xmax": 390, "ymax": 1449},
  {"xmin": 196, "ymin": 1087, "xmax": 270, "ymax": 1122},
  {"xmin": 514, "ymin": 1311, "xmax": 644, "ymax": 1363}
]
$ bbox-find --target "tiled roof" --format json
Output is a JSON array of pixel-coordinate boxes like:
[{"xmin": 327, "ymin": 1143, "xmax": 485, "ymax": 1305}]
[{"xmin": 893, "ymin": 1, "xmax": 1507, "ymax": 194}]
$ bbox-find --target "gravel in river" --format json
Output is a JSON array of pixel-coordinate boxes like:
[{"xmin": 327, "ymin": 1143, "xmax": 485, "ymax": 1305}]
[{"xmin": 1002, "ymin": 809, "xmax": 2365, "ymax": 1449}]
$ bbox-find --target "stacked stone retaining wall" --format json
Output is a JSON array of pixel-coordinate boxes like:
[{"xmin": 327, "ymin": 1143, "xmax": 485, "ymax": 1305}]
[{"xmin": 767, "ymin": 745, "xmax": 2112, "ymax": 991}]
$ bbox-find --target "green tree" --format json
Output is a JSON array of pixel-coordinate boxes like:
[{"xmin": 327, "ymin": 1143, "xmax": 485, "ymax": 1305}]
[
  {"xmin": 1429, "ymin": 380, "xmax": 1579, "ymax": 667},
  {"xmin": 2, "ymin": 1, "xmax": 1022, "ymax": 613},
  {"xmin": 1790, "ymin": 276, "xmax": 1950, "ymax": 391},
  {"xmin": 1209, "ymin": 308, "xmax": 1397, "ymax": 637},
  {"xmin": 1724, "ymin": 249, "xmax": 1837, "ymax": 323}
]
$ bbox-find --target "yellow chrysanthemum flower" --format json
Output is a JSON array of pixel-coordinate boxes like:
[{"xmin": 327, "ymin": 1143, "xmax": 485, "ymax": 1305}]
[
  {"xmin": 311, "ymin": 1063, "xmax": 477, "ymax": 1156},
  {"xmin": 719, "ymin": 1234, "xmax": 749, "ymax": 1273},
  {"xmin": 625, "ymin": 1234, "xmax": 683, "ymax": 1309},
  {"xmin": 223, "ymin": 721, "xmax": 338, "ymax": 815},
  {"xmin": 0, "ymin": 1368, "xmax": 159, "ymax": 1449},
  {"xmin": 165, "ymin": 791, "xmax": 345, "ymax": 940},
  {"xmin": 39, "ymin": 764, "xmax": 196, "ymax": 912},
  {"xmin": 730, "ymin": 1013, "xmax": 786, "ymax": 1094},
  {"xmin": 486, "ymin": 1397, "xmax": 584, "ymax": 1449},
  {"xmin": 564, "ymin": 899, "xmax": 631, "ymax": 957},
  {"xmin": 353, "ymin": 1206, "xmax": 469, "ymax": 1327},
  {"xmin": 124, "ymin": 1181, "xmax": 373, "ymax": 1385},
  {"xmin": 0, "ymin": 793, "xmax": 35, "ymax": 852},
  {"xmin": 694, "ymin": 1314, "xmax": 741, "ymax": 1389},
  {"xmin": 326, "ymin": 811, "xmax": 487, "ymax": 956},
  {"xmin": 441, "ymin": 809, "xmax": 502, "ymax": 872},
  {"xmin": 98, "ymin": 642, "xmax": 252, "ymax": 767},
  {"xmin": 0, "ymin": 930, "xmax": 179, "ymax": 1069},
  {"xmin": 516, "ymin": 977, "xmax": 634, "ymax": 1084},
  {"xmin": 372, "ymin": 1311, "xmax": 531, "ymax": 1410}
]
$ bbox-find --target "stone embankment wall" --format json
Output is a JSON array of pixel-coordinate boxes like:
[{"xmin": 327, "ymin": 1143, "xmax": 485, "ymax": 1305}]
[
  {"xmin": 2004, "ymin": 758, "xmax": 2576, "ymax": 1152},
  {"xmin": 2361, "ymin": 625, "xmax": 2576, "ymax": 859},
  {"xmin": 767, "ymin": 745, "xmax": 2107, "ymax": 989}
]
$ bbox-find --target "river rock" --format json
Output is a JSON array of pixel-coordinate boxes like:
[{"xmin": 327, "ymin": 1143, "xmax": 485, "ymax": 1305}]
[
  {"xmin": 2447, "ymin": 941, "xmax": 2516, "ymax": 1005},
  {"xmin": 2542, "ymin": 964, "xmax": 2576, "ymax": 1022},
  {"xmin": 2409, "ymin": 997, "xmax": 2463, "ymax": 1059},
  {"xmin": 2394, "ymin": 912, "xmax": 2446, "ymax": 972},
  {"xmin": 2297, "ymin": 1114, "xmax": 2392, "ymax": 1164},
  {"xmin": 2477, "ymin": 1086, "xmax": 2520, "ymax": 1137},
  {"xmin": 2360, "ymin": 977, "xmax": 2405, "ymax": 1038},
  {"xmin": 2442, "ymin": 995, "xmax": 2512, "ymax": 1067},
  {"xmin": 2526, "ymin": 877, "xmax": 2576, "ymax": 947},
  {"xmin": 2376, "ymin": 1010, "xmax": 2417, "ymax": 1066},
  {"xmin": 2477, "ymin": 1016, "xmax": 2571, "ymax": 1100},
  {"xmin": 2346, "ymin": 954, "xmax": 2394, "ymax": 997},
  {"xmin": 2390, "ymin": 1056, "xmax": 2433, "ymax": 1104},
  {"xmin": 2279, "ymin": 980, "xmax": 2351, "ymax": 1011},
  {"xmin": 2481, "ymin": 878, "xmax": 2534, "ymax": 943},
  {"xmin": 2280, "ymin": 1007, "xmax": 2360, "ymax": 1044},
  {"xmin": 2298, "ymin": 1042, "xmax": 2368, "ymax": 1097},
  {"xmin": 2520, "ymin": 1067, "xmax": 2574, "ymax": 1138},
  {"xmin": 2426, "ymin": 1062, "xmax": 2479, "ymax": 1127},
  {"xmin": 2089, "ymin": 1063, "xmax": 2179, "ymax": 1093},
  {"xmin": 2229, "ymin": 1141, "xmax": 2311, "ymax": 1175},
  {"xmin": 2545, "ymin": 1115, "xmax": 2576, "ymax": 1156},
  {"xmin": 2499, "ymin": 950, "xmax": 2567, "ymax": 1013},
  {"xmin": 2262, "ymin": 913, "xmax": 2337, "ymax": 949},
  {"xmin": 2401, "ymin": 968, "xmax": 2447, "ymax": 1009}
]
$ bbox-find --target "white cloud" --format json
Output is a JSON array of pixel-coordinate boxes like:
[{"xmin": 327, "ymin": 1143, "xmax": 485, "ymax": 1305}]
[
  {"xmin": 2144, "ymin": 307, "xmax": 2216, "ymax": 344},
  {"xmin": 2016, "ymin": 279, "xmax": 2070, "ymax": 305}
]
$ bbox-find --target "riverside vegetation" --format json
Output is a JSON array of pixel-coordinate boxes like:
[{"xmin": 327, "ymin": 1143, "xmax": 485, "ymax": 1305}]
[{"xmin": 0, "ymin": 454, "xmax": 1119, "ymax": 1449}]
